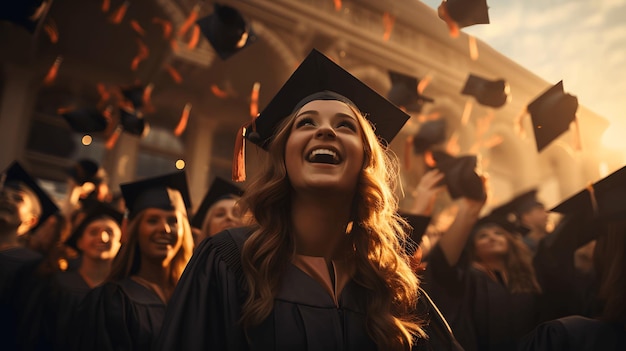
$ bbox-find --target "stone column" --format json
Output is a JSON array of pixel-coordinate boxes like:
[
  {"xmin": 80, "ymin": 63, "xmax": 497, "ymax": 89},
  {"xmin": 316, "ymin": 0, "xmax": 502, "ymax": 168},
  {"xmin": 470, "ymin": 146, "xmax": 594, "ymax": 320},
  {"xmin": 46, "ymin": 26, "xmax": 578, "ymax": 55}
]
[{"xmin": 184, "ymin": 115, "xmax": 217, "ymax": 212}]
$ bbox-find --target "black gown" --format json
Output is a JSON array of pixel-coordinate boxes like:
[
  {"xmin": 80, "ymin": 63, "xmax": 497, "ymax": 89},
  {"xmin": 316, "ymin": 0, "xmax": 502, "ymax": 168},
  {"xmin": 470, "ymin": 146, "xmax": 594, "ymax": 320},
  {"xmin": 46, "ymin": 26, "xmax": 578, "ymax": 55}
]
[
  {"xmin": 423, "ymin": 245, "xmax": 539, "ymax": 351},
  {"xmin": 519, "ymin": 315, "xmax": 626, "ymax": 351},
  {"xmin": 0, "ymin": 247, "xmax": 43, "ymax": 351},
  {"xmin": 156, "ymin": 227, "xmax": 439, "ymax": 351},
  {"xmin": 72, "ymin": 277, "xmax": 166, "ymax": 351}
]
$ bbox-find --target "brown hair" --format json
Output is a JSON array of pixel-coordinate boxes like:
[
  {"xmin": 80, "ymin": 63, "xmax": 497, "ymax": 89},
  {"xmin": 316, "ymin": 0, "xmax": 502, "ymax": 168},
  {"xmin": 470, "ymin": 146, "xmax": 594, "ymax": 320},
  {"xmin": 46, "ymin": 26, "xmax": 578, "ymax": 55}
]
[
  {"xmin": 240, "ymin": 102, "xmax": 424, "ymax": 350},
  {"xmin": 469, "ymin": 223, "xmax": 541, "ymax": 294},
  {"xmin": 594, "ymin": 219, "xmax": 626, "ymax": 323},
  {"xmin": 108, "ymin": 191, "xmax": 194, "ymax": 289}
]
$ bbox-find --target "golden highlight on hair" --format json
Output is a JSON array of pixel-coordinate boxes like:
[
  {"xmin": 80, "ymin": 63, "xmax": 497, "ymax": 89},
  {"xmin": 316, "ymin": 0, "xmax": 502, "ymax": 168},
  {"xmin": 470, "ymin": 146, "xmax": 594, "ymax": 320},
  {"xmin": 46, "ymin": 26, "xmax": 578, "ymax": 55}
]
[{"xmin": 240, "ymin": 102, "xmax": 425, "ymax": 350}]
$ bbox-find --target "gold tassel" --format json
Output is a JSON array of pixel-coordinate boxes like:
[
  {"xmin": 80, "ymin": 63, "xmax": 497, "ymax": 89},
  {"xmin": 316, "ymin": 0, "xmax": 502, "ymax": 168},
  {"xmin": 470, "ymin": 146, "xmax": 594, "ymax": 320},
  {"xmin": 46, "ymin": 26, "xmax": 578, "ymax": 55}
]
[
  {"xmin": 131, "ymin": 39, "xmax": 149, "ymax": 71},
  {"xmin": 152, "ymin": 17, "xmax": 172, "ymax": 39},
  {"xmin": 187, "ymin": 25, "xmax": 200, "ymax": 49},
  {"xmin": 165, "ymin": 64, "xmax": 183, "ymax": 84},
  {"xmin": 461, "ymin": 100, "xmax": 473, "ymax": 126},
  {"xmin": 43, "ymin": 56, "xmax": 63, "ymax": 85},
  {"xmin": 43, "ymin": 19, "xmax": 58, "ymax": 43},
  {"xmin": 105, "ymin": 127, "xmax": 122, "ymax": 150},
  {"xmin": 250, "ymin": 82, "xmax": 260, "ymax": 118},
  {"xmin": 110, "ymin": 1, "xmax": 129, "ymax": 24},
  {"xmin": 173, "ymin": 103, "xmax": 192, "ymax": 136},
  {"xmin": 101, "ymin": 0, "xmax": 111, "ymax": 12},
  {"xmin": 468, "ymin": 35, "xmax": 479, "ymax": 61},
  {"xmin": 334, "ymin": 0, "xmax": 342, "ymax": 11},
  {"xmin": 178, "ymin": 4, "xmax": 200, "ymax": 38},
  {"xmin": 130, "ymin": 19, "xmax": 145, "ymax": 36},
  {"xmin": 232, "ymin": 125, "xmax": 247, "ymax": 182},
  {"xmin": 437, "ymin": 1, "xmax": 459, "ymax": 38},
  {"xmin": 382, "ymin": 12, "xmax": 395, "ymax": 41},
  {"xmin": 211, "ymin": 84, "xmax": 229, "ymax": 98}
]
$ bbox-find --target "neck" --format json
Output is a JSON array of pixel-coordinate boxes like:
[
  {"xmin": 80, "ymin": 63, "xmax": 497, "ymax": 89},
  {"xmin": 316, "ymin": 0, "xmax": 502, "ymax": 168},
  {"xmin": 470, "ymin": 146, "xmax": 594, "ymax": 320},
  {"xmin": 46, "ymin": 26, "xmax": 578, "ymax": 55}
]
[
  {"xmin": 0, "ymin": 228, "xmax": 19, "ymax": 250},
  {"xmin": 79, "ymin": 257, "xmax": 113, "ymax": 288},
  {"xmin": 136, "ymin": 256, "xmax": 171, "ymax": 289},
  {"xmin": 291, "ymin": 191, "xmax": 353, "ymax": 260},
  {"xmin": 479, "ymin": 256, "xmax": 506, "ymax": 272}
]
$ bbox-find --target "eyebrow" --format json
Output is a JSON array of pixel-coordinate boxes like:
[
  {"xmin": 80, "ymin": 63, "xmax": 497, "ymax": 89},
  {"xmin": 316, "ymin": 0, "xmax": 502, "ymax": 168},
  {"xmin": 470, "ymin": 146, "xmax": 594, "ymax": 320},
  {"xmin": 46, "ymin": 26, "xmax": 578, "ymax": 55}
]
[{"xmin": 296, "ymin": 110, "xmax": 357, "ymax": 120}]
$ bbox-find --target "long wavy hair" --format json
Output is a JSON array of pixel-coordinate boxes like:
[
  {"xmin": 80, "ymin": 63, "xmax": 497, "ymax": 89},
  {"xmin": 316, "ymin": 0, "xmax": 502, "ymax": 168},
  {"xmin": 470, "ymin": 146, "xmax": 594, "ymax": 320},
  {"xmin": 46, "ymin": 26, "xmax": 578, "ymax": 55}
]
[
  {"xmin": 240, "ymin": 101, "xmax": 425, "ymax": 350},
  {"xmin": 468, "ymin": 223, "xmax": 541, "ymax": 294},
  {"xmin": 108, "ymin": 191, "xmax": 194, "ymax": 289}
]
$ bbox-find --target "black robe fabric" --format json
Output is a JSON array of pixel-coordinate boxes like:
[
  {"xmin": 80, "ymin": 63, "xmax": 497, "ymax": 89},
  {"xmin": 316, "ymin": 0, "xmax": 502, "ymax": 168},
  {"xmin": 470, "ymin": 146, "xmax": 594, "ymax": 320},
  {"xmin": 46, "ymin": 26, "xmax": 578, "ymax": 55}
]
[
  {"xmin": 41, "ymin": 271, "xmax": 92, "ymax": 350},
  {"xmin": 0, "ymin": 247, "xmax": 43, "ymax": 351},
  {"xmin": 519, "ymin": 315, "xmax": 626, "ymax": 351},
  {"xmin": 72, "ymin": 277, "xmax": 166, "ymax": 351},
  {"xmin": 423, "ymin": 245, "xmax": 540, "ymax": 351},
  {"xmin": 156, "ymin": 227, "xmax": 440, "ymax": 351}
]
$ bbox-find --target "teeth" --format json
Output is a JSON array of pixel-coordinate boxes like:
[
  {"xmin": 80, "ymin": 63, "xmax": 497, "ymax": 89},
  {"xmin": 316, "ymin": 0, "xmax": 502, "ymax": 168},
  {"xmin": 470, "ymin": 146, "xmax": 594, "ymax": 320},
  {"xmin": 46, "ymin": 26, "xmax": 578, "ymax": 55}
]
[{"xmin": 309, "ymin": 148, "xmax": 338, "ymax": 161}]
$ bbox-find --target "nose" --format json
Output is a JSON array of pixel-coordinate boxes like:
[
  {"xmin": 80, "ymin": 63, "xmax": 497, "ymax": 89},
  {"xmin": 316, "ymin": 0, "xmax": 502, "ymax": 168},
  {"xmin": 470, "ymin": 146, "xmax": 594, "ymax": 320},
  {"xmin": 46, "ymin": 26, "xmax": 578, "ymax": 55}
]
[
  {"xmin": 100, "ymin": 231, "xmax": 110, "ymax": 243},
  {"xmin": 162, "ymin": 218, "xmax": 172, "ymax": 233},
  {"xmin": 315, "ymin": 125, "xmax": 336, "ymax": 139}
]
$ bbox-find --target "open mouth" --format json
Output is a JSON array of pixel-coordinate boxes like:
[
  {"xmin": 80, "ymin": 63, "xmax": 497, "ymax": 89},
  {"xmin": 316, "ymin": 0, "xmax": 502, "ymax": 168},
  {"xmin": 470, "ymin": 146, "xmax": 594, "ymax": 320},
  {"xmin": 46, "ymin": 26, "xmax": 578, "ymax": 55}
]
[{"xmin": 307, "ymin": 148, "xmax": 341, "ymax": 165}]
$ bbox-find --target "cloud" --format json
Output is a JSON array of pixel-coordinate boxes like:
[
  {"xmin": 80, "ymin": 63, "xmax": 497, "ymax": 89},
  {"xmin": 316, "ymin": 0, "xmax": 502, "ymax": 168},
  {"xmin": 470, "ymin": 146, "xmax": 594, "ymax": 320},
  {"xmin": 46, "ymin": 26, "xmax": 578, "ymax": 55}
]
[{"xmin": 523, "ymin": 2, "xmax": 583, "ymax": 30}]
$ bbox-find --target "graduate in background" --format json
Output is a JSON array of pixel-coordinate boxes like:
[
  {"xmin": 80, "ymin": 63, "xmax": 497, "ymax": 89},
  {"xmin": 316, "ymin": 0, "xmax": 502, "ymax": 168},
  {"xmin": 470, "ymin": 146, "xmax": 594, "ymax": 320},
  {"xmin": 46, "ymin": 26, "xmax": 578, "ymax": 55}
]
[
  {"xmin": 73, "ymin": 171, "xmax": 194, "ymax": 351},
  {"xmin": 156, "ymin": 49, "xmax": 439, "ymax": 350}
]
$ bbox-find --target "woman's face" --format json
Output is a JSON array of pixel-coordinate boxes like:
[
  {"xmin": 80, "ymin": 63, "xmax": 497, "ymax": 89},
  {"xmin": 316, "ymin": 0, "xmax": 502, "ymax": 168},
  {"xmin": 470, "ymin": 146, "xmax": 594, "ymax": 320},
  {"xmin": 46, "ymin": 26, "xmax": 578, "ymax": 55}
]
[
  {"xmin": 285, "ymin": 100, "xmax": 365, "ymax": 194},
  {"xmin": 76, "ymin": 217, "xmax": 122, "ymax": 261},
  {"xmin": 473, "ymin": 224, "xmax": 509, "ymax": 261},
  {"xmin": 136, "ymin": 208, "xmax": 184, "ymax": 264},
  {"xmin": 203, "ymin": 198, "xmax": 242, "ymax": 238}
]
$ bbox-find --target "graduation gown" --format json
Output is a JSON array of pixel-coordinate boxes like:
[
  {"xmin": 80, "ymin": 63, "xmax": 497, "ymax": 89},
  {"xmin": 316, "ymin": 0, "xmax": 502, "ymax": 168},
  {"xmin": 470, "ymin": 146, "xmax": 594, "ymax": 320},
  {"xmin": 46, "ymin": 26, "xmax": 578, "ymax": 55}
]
[
  {"xmin": 157, "ymin": 227, "xmax": 439, "ymax": 351},
  {"xmin": 519, "ymin": 315, "xmax": 626, "ymax": 351},
  {"xmin": 0, "ymin": 247, "xmax": 43, "ymax": 351},
  {"xmin": 423, "ymin": 245, "xmax": 539, "ymax": 351},
  {"xmin": 73, "ymin": 277, "xmax": 166, "ymax": 351}
]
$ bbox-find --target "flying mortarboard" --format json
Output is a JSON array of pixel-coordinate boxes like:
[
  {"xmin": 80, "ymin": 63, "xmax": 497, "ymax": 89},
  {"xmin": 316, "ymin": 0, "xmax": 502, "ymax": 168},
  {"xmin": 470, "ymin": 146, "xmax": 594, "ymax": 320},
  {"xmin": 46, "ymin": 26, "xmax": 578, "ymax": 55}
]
[
  {"xmin": 120, "ymin": 171, "xmax": 191, "ymax": 220},
  {"xmin": 2, "ymin": 161, "xmax": 59, "ymax": 229},
  {"xmin": 67, "ymin": 159, "xmax": 106, "ymax": 185},
  {"xmin": 58, "ymin": 107, "xmax": 109, "ymax": 133},
  {"xmin": 245, "ymin": 48, "xmax": 411, "ymax": 149},
  {"xmin": 431, "ymin": 150, "xmax": 486, "ymax": 201},
  {"xmin": 65, "ymin": 201, "xmax": 124, "ymax": 251},
  {"xmin": 461, "ymin": 74, "xmax": 510, "ymax": 108},
  {"xmin": 121, "ymin": 84, "xmax": 146, "ymax": 109},
  {"xmin": 527, "ymin": 81, "xmax": 578, "ymax": 152},
  {"xmin": 191, "ymin": 177, "xmax": 244, "ymax": 229},
  {"xmin": 387, "ymin": 71, "xmax": 435, "ymax": 114},
  {"xmin": 438, "ymin": 0, "xmax": 490, "ymax": 32},
  {"xmin": 472, "ymin": 213, "xmax": 524, "ymax": 236},
  {"xmin": 119, "ymin": 108, "xmax": 149, "ymax": 137},
  {"xmin": 413, "ymin": 119, "xmax": 447, "ymax": 154},
  {"xmin": 196, "ymin": 3, "xmax": 257, "ymax": 60}
]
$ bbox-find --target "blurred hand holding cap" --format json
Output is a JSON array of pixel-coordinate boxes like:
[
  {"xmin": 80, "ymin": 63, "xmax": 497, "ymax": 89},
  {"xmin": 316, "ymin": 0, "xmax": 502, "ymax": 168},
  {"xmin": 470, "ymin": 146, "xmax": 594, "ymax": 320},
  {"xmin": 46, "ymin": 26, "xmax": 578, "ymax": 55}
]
[
  {"xmin": 527, "ymin": 81, "xmax": 578, "ymax": 152},
  {"xmin": 431, "ymin": 150, "xmax": 486, "ymax": 201}
]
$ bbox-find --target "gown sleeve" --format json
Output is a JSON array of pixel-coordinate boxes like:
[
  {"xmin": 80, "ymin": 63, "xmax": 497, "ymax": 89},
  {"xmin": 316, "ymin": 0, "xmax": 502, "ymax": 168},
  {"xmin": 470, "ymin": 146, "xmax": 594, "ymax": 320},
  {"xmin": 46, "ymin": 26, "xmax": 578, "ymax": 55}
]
[{"xmin": 155, "ymin": 230, "xmax": 249, "ymax": 351}]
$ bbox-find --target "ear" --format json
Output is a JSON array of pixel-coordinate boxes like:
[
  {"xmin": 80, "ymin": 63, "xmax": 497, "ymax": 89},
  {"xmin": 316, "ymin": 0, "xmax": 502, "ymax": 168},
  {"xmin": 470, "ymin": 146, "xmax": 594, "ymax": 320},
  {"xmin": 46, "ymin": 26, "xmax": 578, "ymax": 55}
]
[{"xmin": 17, "ymin": 214, "xmax": 39, "ymax": 235}]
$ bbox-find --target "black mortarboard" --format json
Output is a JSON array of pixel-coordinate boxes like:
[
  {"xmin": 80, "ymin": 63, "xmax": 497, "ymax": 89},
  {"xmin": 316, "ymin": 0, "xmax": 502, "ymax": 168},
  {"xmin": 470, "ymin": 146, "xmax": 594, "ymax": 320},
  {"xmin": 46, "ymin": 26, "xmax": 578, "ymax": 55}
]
[
  {"xmin": 121, "ymin": 85, "xmax": 145, "ymax": 109},
  {"xmin": 551, "ymin": 165, "xmax": 626, "ymax": 222},
  {"xmin": 387, "ymin": 71, "xmax": 435, "ymax": 113},
  {"xmin": 65, "ymin": 201, "xmax": 124, "ymax": 251},
  {"xmin": 461, "ymin": 74, "xmax": 510, "ymax": 108},
  {"xmin": 2, "ymin": 161, "xmax": 59, "ymax": 229},
  {"xmin": 120, "ymin": 171, "xmax": 191, "ymax": 220},
  {"xmin": 527, "ymin": 81, "xmax": 578, "ymax": 152},
  {"xmin": 431, "ymin": 150, "xmax": 486, "ymax": 201},
  {"xmin": 246, "ymin": 49, "xmax": 411, "ymax": 149},
  {"xmin": 196, "ymin": 3, "xmax": 257, "ymax": 60},
  {"xmin": 59, "ymin": 107, "xmax": 109, "ymax": 133},
  {"xmin": 191, "ymin": 177, "xmax": 244, "ymax": 229},
  {"xmin": 0, "ymin": 0, "xmax": 49, "ymax": 33},
  {"xmin": 473, "ymin": 213, "xmax": 523, "ymax": 236},
  {"xmin": 67, "ymin": 159, "xmax": 105, "ymax": 185},
  {"xmin": 119, "ymin": 108, "xmax": 149, "ymax": 136},
  {"xmin": 413, "ymin": 119, "xmax": 447, "ymax": 154},
  {"xmin": 442, "ymin": 0, "xmax": 490, "ymax": 28}
]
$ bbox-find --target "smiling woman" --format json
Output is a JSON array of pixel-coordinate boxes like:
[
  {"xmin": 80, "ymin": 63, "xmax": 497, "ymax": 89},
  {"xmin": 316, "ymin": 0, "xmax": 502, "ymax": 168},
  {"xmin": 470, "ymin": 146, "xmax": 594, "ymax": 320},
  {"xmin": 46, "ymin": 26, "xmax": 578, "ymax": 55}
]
[{"xmin": 72, "ymin": 171, "xmax": 194, "ymax": 351}]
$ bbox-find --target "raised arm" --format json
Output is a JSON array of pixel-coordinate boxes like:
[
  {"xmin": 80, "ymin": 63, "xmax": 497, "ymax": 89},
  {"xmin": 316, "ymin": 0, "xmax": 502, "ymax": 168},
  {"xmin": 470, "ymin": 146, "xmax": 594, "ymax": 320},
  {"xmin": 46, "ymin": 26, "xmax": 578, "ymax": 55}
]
[{"xmin": 437, "ymin": 197, "xmax": 484, "ymax": 267}]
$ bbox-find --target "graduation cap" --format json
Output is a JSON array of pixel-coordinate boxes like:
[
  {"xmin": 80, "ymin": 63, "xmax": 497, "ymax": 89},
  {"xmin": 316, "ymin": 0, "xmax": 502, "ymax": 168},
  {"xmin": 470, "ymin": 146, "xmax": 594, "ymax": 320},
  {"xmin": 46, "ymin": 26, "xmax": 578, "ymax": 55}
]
[
  {"xmin": 439, "ymin": 0, "xmax": 490, "ymax": 29},
  {"xmin": 413, "ymin": 119, "xmax": 447, "ymax": 154},
  {"xmin": 191, "ymin": 177, "xmax": 244, "ymax": 229},
  {"xmin": 0, "ymin": 0, "xmax": 50, "ymax": 33},
  {"xmin": 65, "ymin": 201, "xmax": 124, "ymax": 251},
  {"xmin": 196, "ymin": 3, "xmax": 257, "ymax": 60},
  {"xmin": 473, "ymin": 213, "xmax": 523, "ymax": 236},
  {"xmin": 245, "ymin": 49, "xmax": 411, "ymax": 149},
  {"xmin": 58, "ymin": 107, "xmax": 109, "ymax": 133},
  {"xmin": 119, "ymin": 108, "xmax": 149, "ymax": 136},
  {"xmin": 387, "ymin": 71, "xmax": 435, "ymax": 113},
  {"xmin": 67, "ymin": 159, "xmax": 106, "ymax": 185},
  {"xmin": 121, "ymin": 84, "xmax": 146, "ymax": 109},
  {"xmin": 431, "ymin": 150, "xmax": 486, "ymax": 201},
  {"xmin": 461, "ymin": 74, "xmax": 510, "ymax": 108},
  {"xmin": 120, "ymin": 171, "xmax": 191, "ymax": 220},
  {"xmin": 2, "ymin": 161, "xmax": 59, "ymax": 229},
  {"xmin": 527, "ymin": 81, "xmax": 578, "ymax": 152}
]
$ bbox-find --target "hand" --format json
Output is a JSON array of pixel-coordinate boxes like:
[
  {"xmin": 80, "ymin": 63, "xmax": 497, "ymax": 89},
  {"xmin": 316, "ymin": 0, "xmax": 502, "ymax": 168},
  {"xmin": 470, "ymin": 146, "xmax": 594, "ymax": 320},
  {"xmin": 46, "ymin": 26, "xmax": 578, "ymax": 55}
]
[{"xmin": 410, "ymin": 170, "xmax": 445, "ymax": 216}]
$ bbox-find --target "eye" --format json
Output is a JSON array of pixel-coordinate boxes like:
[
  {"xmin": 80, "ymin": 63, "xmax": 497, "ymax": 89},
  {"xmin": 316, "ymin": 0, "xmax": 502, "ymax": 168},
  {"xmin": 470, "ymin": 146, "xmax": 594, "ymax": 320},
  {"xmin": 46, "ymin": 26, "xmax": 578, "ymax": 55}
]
[
  {"xmin": 166, "ymin": 216, "xmax": 179, "ymax": 227},
  {"xmin": 145, "ymin": 216, "xmax": 159, "ymax": 225},
  {"xmin": 295, "ymin": 117, "xmax": 315, "ymax": 128},
  {"xmin": 337, "ymin": 119, "xmax": 357, "ymax": 131}
]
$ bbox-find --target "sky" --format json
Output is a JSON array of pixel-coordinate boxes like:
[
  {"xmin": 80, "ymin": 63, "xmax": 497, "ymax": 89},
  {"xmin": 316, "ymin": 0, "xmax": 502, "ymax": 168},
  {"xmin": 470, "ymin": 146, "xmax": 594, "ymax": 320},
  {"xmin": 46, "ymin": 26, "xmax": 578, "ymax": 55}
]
[{"xmin": 421, "ymin": 0, "xmax": 626, "ymax": 152}]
